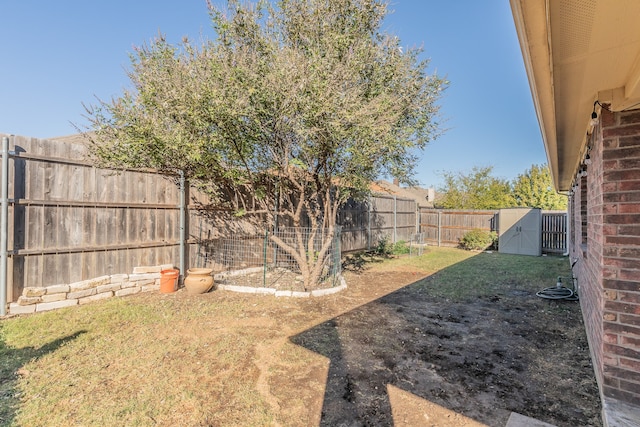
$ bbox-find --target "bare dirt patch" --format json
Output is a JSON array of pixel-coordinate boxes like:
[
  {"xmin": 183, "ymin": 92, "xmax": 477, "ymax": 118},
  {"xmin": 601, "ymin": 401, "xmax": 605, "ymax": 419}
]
[
  {"xmin": 282, "ymin": 256, "xmax": 601, "ymax": 427},
  {"xmin": 290, "ymin": 271, "xmax": 600, "ymax": 426}
]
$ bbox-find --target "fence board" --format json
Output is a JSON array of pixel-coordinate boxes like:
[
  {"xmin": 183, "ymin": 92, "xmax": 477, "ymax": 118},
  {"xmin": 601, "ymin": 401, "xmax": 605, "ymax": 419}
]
[
  {"xmin": 419, "ymin": 209, "xmax": 498, "ymax": 247},
  {"xmin": 0, "ymin": 135, "xmax": 417, "ymax": 301},
  {"xmin": 69, "ymin": 252, "xmax": 83, "ymax": 283},
  {"xmin": 419, "ymin": 208, "xmax": 566, "ymax": 253},
  {"xmin": 541, "ymin": 212, "xmax": 567, "ymax": 253}
]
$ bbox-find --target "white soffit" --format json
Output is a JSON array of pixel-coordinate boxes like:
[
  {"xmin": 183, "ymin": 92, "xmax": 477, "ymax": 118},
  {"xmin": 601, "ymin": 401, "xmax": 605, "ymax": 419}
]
[{"xmin": 511, "ymin": 0, "xmax": 640, "ymax": 191}]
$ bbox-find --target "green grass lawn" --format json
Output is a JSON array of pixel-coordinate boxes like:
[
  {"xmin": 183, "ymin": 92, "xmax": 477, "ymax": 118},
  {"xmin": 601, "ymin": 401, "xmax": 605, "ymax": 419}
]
[{"xmin": 0, "ymin": 247, "xmax": 577, "ymax": 426}]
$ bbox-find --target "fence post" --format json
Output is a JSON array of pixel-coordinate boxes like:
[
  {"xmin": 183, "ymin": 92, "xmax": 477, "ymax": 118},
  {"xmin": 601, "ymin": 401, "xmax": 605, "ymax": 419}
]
[
  {"xmin": 393, "ymin": 195, "xmax": 397, "ymax": 244},
  {"xmin": 179, "ymin": 171, "xmax": 186, "ymax": 284},
  {"xmin": 437, "ymin": 210, "xmax": 442, "ymax": 247},
  {"xmin": 367, "ymin": 196, "xmax": 371, "ymax": 251},
  {"xmin": 263, "ymin": 229, "xmax": 269, "ymax": 287},
  {"xmin": 1, "ymin": 136, "xmax": 9, "ymax": 315}
]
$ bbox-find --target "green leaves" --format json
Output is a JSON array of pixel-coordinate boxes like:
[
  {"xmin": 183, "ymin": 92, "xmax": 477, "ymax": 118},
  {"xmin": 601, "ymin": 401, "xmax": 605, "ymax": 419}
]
[
  {"xmin": 438, "ymin": 166, "xmax": 514, "ymax": 210},
  {"xmin": 85, "ymin": 0, "xmax": 446, "ymax": 225},
  {"xmin": 512, "ymin": 164, "xmax": 567, "ymax": 210},
  {"xmin": 437, "ymin": 164, "xmax": 568, "ymax": 210}
]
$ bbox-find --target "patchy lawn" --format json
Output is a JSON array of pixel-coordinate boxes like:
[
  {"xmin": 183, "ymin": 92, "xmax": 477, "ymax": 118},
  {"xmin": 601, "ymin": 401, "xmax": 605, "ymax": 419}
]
[{"xmin": 0, "ymin": 248, "xmax": 601, "ymax": 426}]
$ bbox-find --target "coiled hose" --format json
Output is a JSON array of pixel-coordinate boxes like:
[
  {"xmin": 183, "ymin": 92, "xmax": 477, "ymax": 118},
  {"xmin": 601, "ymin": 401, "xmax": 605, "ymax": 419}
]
[{"xmin": 536, "ymin": 278, "xmax": 578, "ymax": 300}]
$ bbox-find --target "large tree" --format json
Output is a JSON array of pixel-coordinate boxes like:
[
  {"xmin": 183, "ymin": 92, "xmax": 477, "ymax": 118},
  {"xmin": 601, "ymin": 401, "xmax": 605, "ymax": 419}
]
[
  {"xmin": 84, "ymin": 0, "xmax": 447, "ymax": 289},
  {"xmin": 512, "ymin": 164, "xmax": 567, "ymax": 210},
  {"xmin": 437, "ymin": 166, "xmax": 514, "ymax": 209}
]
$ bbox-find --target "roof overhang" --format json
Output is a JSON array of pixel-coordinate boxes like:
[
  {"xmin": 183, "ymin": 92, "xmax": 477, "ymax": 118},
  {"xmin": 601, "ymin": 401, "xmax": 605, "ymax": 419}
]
[{"xmin": 510, "ymin": 0, "xmax": 640, "ymax": 191}]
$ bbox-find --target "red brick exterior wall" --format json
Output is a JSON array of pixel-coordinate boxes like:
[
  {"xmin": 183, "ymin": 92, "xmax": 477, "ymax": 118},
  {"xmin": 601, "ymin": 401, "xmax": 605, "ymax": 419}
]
[
  {"xmin": 571, "ymin": 127, "xmax": 605, "ymax": 388},
  {"xmin": 570, "ymin": 107, "xmax": 640, "ymax": 405}
]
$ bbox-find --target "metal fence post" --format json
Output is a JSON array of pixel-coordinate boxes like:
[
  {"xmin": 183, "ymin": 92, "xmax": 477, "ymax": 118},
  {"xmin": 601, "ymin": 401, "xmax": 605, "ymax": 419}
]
[
  {"xmin": 437, "ymin": 210, "xmax": 442, "ymax": 247},
  {"xmin": 1, "ymin": 136, "xmax": 9, "ymax": 315},
  {"xmin": 367, "ymin": 196, "xmax": 372, "ymax": 251},
  {"xmin": 263, "ymin": 229, "xmax": 269, "ymax": 287},
  {"xmin": 179, "ymin": 171, "xmax": 186, "ymax": 284},
  {"xmin": 393, "ymin": 195, "xmax": 397, "ymax": 244}
]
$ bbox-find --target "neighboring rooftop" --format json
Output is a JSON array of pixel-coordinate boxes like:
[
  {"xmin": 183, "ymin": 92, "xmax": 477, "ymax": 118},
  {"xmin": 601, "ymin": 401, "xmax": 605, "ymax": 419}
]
[{"xmin": 372, "ymin": 180, "xmax": 436, "ymax": 208}]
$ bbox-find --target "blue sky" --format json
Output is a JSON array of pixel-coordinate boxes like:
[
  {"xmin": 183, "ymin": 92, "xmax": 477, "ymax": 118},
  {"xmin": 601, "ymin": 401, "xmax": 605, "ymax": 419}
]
[{"xmin": 0, "ymin": 1, "xmax": 546, "ymax": 190}]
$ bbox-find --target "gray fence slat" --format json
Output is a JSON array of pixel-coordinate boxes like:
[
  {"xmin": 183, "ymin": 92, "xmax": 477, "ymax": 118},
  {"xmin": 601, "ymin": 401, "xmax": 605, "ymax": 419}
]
[
  {"xmin": 1, "ymin": 134, "xmax": 186, "ymax": 298},
  {"xmin": 1, "ymin": 133, "xmax": 568, "ymax": 304},
  {"xmin": 418, "ymin": 208, "xmax": 566, "ymax": 253}
]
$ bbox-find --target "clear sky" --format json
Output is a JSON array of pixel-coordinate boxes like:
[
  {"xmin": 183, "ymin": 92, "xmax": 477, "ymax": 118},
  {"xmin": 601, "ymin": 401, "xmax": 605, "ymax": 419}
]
[{"xmin": 0, "ymin": 0, "xmax": 546, "ymax": 190}]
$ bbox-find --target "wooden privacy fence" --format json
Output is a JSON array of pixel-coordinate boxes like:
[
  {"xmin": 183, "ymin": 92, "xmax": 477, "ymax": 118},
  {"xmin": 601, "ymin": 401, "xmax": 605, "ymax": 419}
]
[
  {"xmin": 419, "ymin": 208, "xmax": 567, "ymax": 254},
  {"xmin": 540, "ymin": 211, "xmax": 568, "ymax": 254},
  {"xmin": 0, "ymin": 134, "xmax": 183, "ymax": 304},
  {"xmin": 0, "ymin": 133, "xmax": 566, "ymax": 307},
  {"xmin": 0, "ymin": 134, "xmax": 418, "ymax": 304},
  {"xmin": 419, "ymin": 209, "xmax": 498, "ymax": 247},
  {"xmin": 338, "ymin": 194, "xmax": 418, "ymax": 253}
]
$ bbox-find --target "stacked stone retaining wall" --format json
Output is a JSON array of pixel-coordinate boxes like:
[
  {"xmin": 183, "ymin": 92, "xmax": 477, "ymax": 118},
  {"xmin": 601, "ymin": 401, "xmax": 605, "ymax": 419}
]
[
  {"xmin": 6, "ymin": 265, "xmax": 349, "ymax": 316},
  {"xmin": 7, "ymin": 264, "xmax": 175, "ymax": 315}
]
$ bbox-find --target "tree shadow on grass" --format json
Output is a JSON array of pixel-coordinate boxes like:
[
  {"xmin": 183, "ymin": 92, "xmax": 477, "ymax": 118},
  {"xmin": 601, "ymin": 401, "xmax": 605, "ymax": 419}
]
[
  {"xmin": 0, "ymin": 328, "xmax": 87, "ymax": 425},
  {"xmin": 290, "ymin": 255, "xmax": 601, "ymax": 427},
  {"xmin": 341, "ymin": 252, "xmax": 389, "ymax": 273}
]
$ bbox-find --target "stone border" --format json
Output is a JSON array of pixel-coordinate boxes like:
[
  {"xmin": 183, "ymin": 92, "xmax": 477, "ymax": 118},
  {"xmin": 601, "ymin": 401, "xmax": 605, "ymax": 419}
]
[
  {"xmin": 7, "ymin": 264, "xmax": 174, "ymax": 315},
  {"xmin": 216, "ymin": 272, "xmax": 347, "ymax": 298},
  {"xmin": 6, "ymin": 266, "xmax": 348, "ymax": 315}
]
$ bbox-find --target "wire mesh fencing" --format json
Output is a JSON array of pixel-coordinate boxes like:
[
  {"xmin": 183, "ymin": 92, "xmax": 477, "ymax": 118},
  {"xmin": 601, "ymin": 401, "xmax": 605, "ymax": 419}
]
[
  {"xmin": 409, "ymin": 232, "xmax": 426, "ymax": 257},
  {"xmin": 206, "ymin": 227, "xmax": 342, "ymax": 291}
]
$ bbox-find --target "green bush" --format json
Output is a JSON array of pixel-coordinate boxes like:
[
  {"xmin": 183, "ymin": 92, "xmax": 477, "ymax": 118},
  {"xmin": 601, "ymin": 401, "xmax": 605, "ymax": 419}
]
[
  {"xmin": 374, "ymin": 237, "xmax": 393, "ymax": 255},
  {"xmin": 459, "ymin": 229, "xmax": 497, "ymax": 251},
  {"xmin": 374, "ymin": 238, "xmax": 410, "ymax": 256},
  {"xmin": 392, "ymin": 240, "xmax": 410, "ymax": 255}
]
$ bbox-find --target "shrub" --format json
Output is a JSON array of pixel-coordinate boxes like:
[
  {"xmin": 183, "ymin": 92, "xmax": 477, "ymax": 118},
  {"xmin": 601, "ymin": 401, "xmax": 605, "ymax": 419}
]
[
  {"xmin": 459, "ymin": 229, "xmax": 497, "ymax": 251},
  {"xmin": 374, "ymin": 238, "xmax": 410, "ymax": 256},
  {"xmin": 374, "ymin": 237, "xmax": 393, "ymax": 255},
  {"xmin": 392, "ymin": 240, "xmax": 410, "ymax": 255}
]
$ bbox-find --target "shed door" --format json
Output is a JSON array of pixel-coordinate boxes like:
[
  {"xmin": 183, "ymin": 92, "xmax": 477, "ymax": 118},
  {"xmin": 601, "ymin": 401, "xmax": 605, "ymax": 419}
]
[{"xmin": 498, "ymin": 208, "xmax": 541, "ymax": 256}]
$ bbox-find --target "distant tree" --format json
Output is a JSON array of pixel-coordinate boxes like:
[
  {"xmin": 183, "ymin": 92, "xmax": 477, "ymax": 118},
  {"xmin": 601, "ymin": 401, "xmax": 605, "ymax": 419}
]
[
  {"xmin": 512, "ymin": 164, "xmax": 567, "ymax": 210},
  {"xmin": 84, "ymin": 0, "xmax": 447, "ymax": 289},
  {"xmin": 437, "ymin": 166, "xmax": 514, "ymax": 209}
]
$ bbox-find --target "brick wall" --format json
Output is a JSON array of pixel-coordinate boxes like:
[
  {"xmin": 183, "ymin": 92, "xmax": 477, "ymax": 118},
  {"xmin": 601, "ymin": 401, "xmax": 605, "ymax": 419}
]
[
  {"xmin": 571, "ymin": 130, "xmax": 604, "ymax": 387},
  {"xmin": 571, "ymin": 107, "xmax": 640, "ymax": 406}
]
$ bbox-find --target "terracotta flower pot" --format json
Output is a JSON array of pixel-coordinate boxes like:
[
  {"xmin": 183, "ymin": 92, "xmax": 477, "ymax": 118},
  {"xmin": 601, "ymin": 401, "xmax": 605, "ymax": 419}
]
[
  {"xmin": 159, "ymin": 269, "xmax": 179, "ymax": 293},
  {"xmin": 184, "ymin": 268, "xmax": 214, "ymax": 294}
]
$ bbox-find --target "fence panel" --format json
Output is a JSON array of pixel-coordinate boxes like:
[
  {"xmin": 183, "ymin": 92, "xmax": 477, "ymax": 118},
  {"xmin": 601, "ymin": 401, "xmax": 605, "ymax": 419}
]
[
  {"xmin": 541, "ymin": 211, "xmax": 567, "ymax": 254},
  {"xmin": 338, "ymin": 195, "xmax": 417, "ymax": 253},
  {"xmin": 1, "ymin": 133, "xmax": 425, "ymax": 304},
  {"xmin": 419, "ymin": 209, "xmax": 498, "ymax": 247},
  {"xmin": 395, "ymin": 197, "xmax": 417, "ymax": 242},
  {"xmin": 2, "ymin": 134, "xmax": 182, "ymax": 301},
  {"xmin": 337, "ymin": 198, "xmax": 370, "ymax": 253}
]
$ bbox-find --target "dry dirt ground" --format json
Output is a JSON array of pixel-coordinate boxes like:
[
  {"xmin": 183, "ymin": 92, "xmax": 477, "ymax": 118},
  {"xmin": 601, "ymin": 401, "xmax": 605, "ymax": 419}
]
[
  {"xmin": 203, "ymin": 257, "xmax": 601, "ymax": 427},
  {"xmin": 272, "ymin": 272, "xmax": 602, "ymax": 427},
  {"xmin": 4, "ymin": 252, "xmax": 601, "ymax": 427},
  {"xmin": 288, "ymin": 271, "xmax": 600, "ymax": 427}
]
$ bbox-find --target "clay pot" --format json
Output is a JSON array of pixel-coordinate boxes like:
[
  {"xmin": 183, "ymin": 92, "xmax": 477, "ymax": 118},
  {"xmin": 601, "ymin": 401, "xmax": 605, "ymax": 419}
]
[
  {"xmin": 184, "ymin": 268, "xmax": 214, "ymax": 294},
  {"xmin": 159, "ymin": 269, "xmax": 179, "ymax": 293}
]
